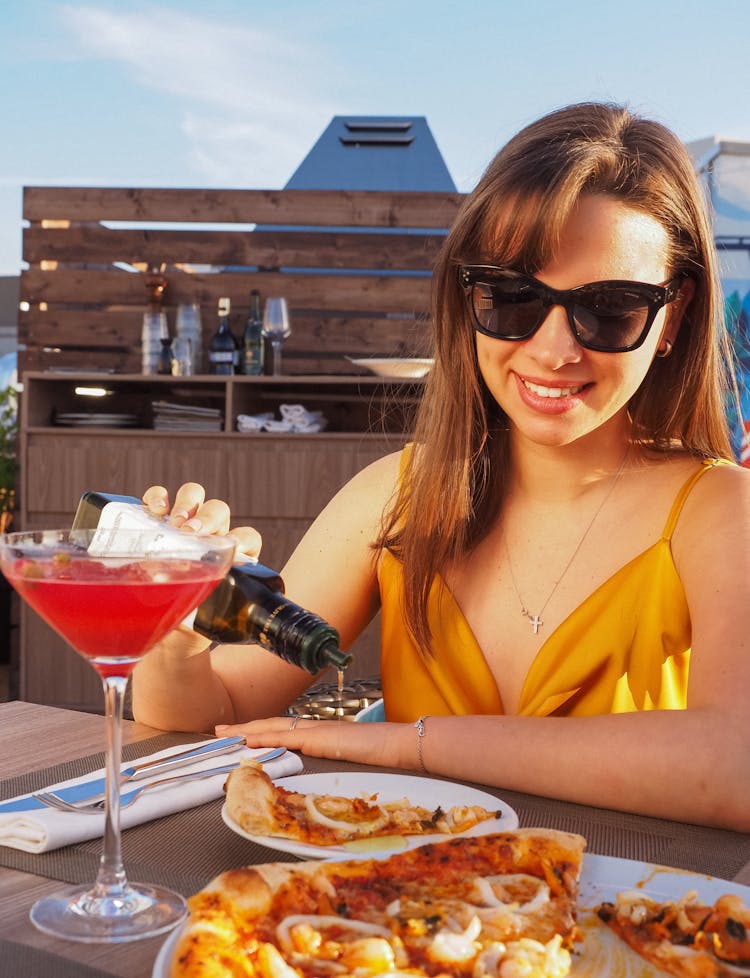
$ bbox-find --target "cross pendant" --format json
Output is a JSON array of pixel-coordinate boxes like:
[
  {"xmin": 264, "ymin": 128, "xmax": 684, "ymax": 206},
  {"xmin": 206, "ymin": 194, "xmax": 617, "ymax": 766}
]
[{"xmin": 529, "ymin": 615, "xmax": 543, "ymax": 634}]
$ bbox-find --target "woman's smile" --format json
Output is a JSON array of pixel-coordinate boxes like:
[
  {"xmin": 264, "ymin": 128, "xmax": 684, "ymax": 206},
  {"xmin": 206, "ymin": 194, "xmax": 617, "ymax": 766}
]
[
  {"xmin": 514, "ymin": 372, "xmax": 593, "ymax": 415},
  {"xmin": 476, "ymin": 194, "xmax": 675, "ymax": 447}
]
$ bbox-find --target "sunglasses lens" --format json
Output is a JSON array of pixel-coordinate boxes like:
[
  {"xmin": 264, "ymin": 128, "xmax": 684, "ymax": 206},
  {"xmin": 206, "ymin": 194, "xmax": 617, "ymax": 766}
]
[
  {"xmin": 571, "ymin": 286, "xmax": 652, "ymax": 351},
  {"xmin": 471, "ymin": 278, "xmax": 544, "ymax": 339},
  {"xmin": 464, "ymin": 268, "xmax": 666, "ymax": 352}
]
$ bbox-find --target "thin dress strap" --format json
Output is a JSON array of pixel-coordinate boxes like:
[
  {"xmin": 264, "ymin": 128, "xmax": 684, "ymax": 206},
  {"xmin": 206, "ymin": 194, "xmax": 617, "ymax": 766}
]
[{"xmin": 661, "ymin": 459, "xmax": 728, "ymax": 541}]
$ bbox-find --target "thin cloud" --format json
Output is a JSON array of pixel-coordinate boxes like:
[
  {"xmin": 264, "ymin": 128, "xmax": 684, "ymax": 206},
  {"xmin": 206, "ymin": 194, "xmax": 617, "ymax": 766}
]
[{"xmin": 58, "ymin": 5, "xmax": 336, "ymax": 185}]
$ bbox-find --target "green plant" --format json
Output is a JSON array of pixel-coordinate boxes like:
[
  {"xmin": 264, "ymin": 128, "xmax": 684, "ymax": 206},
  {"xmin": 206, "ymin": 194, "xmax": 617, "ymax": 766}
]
[{"xmin": 0, "ymin": 384, "xmax": 18, "ymax": 530}]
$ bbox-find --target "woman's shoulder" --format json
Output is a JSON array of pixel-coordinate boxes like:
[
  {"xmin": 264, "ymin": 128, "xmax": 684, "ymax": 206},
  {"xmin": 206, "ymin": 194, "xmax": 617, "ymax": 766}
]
[
  {"xmin": 680, "ymin": 457, "xmax": 750, "ymax": 507},
  {"xmin": 323, "ymin": 448, "xmax": 405, "ymax": 518},
  {"xmin": 348, "ymin": 448, "xmax": 405, "ymax": 490},
  {"xmin": 670, "ymin": 456, "xmax": 750, "ymax": 563}
]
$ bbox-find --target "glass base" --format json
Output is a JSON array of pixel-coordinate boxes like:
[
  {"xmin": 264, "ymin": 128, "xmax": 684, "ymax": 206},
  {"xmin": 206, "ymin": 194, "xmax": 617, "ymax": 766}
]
[{"xmin": 30, "ymin": 881, "xmax": 187, "ymax": 943}]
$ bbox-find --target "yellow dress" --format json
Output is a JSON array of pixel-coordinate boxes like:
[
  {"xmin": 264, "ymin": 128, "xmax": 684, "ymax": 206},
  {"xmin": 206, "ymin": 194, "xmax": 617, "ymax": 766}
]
[{"xmin": 378, "ymin": 459, "xmax": 726, "ymax": 721}]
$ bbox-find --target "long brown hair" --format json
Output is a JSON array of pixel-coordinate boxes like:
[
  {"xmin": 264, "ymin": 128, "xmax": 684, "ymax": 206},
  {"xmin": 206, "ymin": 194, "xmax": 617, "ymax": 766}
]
[{"xmin": 379, "ymin": 101, "xmax": 737, "ymax": 652}]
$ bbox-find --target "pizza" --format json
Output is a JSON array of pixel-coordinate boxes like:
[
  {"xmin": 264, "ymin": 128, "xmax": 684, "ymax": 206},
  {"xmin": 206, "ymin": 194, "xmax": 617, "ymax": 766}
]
[
  {"xmin": 224, "ymin": 760, "xmax": 508, "ymax": 847},
  {"xmin": 170, "ymin": 828, "xmax": 586, "ymax": 978},
  {"xmin": 596, "ymin": 888, "xmax": 750, "ymax": 978}
]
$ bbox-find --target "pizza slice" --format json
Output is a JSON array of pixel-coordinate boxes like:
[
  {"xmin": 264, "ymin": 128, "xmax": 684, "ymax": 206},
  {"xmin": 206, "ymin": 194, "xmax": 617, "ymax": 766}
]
[
  {"xmin": 597, "ymin": 888, "xmax": 750, "ymax": 978},
  {"xmin": 170, "ymin": 829, "xmax": 586, "ymax": 978},
  {"xmin": 224, "ymin": 759, "xmax": 508, "ymax": 847}
]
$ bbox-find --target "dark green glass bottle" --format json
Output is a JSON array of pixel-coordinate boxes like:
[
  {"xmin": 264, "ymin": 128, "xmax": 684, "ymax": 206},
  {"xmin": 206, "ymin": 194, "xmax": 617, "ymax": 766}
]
[
  {"xmin": 241, "ymin": 289, "xmax": 264, "ymax": 376},
  {"xmin": 72, "ymin": 491, "xmax": 351, "ymax": 675}
]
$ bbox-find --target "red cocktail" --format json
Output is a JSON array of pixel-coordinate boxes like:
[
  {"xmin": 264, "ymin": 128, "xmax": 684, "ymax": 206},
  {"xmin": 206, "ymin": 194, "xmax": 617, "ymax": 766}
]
[
  {"xmin": 0, "ymin": 528, "xmax": 235, "ymax": 942},
  {"xmin": 7, "ymin": 555, "xmax": 224, "ymax": 674}
]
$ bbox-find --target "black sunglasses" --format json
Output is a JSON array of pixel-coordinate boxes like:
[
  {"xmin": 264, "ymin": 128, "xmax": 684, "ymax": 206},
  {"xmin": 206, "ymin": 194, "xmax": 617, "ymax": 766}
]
[{"xmin": 458, "ymin": 265, "xmax": 684, "ymax": 353}]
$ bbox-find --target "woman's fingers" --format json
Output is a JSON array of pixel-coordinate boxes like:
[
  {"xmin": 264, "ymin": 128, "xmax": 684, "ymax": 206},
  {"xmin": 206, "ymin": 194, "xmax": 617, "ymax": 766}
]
[
  {"xmin": 183, "ymin": 497, "xmax": 231, "ymax": 535},
  {"xmin": 169, "ymin": 482, "xmax": 207, "ymax": 526},
  {"xmin": 141, "ymin": 483, "xmax": 258, "ymax": 545},
  {"xmin": 142, "ymin": 485, "xmax": 170, "ymax": 516},
  {"xmin": 229, "ymin": 526, "xmax": 263, "ymax": 561}
]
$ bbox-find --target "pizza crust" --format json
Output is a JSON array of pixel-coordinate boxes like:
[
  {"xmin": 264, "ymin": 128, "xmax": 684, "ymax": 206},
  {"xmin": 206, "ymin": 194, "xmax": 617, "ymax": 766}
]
[{"xmin": 224, "ymin": 760, "xmax": 280, "ymax": 838}]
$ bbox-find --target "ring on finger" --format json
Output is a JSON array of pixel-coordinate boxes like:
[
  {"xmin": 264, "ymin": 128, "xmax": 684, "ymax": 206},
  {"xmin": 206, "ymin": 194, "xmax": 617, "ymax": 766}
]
[{"xmin": 289, "ymin": 715, "xmax": 300, "ymax": 732}]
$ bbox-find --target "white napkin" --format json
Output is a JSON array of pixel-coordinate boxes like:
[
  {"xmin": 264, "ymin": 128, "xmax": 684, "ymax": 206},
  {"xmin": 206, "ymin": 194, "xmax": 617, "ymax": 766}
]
[
  {"xmin": 280, "ymin": 403, "xmax": 327, "ymax": 432},
  {"xmin": 262, "ymin": 418, "xmax": 294, "ymax": 432},
  {"xmin": 237, "ymin": 406, "xmax": 327, "ymax": 434},
  {"xmin": 237, "ymin": 412, "xmax": 273, "ymax": 432},
  {"xmin": 0, "ymin": 741, "xmax": 303, "ymax": 854}
]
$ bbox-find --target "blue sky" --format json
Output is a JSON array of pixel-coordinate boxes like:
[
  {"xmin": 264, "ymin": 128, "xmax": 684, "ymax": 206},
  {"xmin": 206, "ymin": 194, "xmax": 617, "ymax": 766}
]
[{"xmin": 1, "ymin": 0, "xmax": 749, "ymax": 275}]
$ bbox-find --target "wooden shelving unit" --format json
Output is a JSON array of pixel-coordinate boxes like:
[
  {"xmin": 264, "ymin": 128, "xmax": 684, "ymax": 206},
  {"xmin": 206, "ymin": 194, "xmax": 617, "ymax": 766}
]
[{"xmin": 18, "ymin": 372, "xmax": 420, "ymax": 711}]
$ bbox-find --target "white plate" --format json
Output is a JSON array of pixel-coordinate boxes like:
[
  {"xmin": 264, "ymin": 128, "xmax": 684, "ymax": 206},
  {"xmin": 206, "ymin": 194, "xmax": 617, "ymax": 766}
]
[
  {"xmin": 221, "ymin": 771, "xmax": 518, "ymax": 859},
  {"xmin": 54, "ymin": 412, "xmax": 140, "ymax": 427},
  {"xmin": 573, "ymin": 854, "xmax": 750, "ymax": 976},
  {"xmin": 152, "ymin": 853, "xmax": 750, "ymax": 978},
  {"xmin": 346, "ymin": 357, "xmax": 434, "ymax": 378}
]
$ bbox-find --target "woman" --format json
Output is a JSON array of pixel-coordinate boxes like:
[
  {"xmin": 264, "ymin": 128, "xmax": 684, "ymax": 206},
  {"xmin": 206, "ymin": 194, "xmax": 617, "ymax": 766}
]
[{"xmin": 133, "ymin": 102, "xmax": 750, "ymax": 831}]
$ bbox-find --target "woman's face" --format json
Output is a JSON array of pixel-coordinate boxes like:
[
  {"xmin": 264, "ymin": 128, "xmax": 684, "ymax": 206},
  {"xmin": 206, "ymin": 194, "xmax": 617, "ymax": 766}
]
[{"xmin": 474, "ymin": 194, "xmax": 681, "ymax": 451}]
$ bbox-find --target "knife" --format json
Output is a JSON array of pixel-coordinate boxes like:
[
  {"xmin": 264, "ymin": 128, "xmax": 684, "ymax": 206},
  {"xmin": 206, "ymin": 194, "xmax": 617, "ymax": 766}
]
[{"xmin": 0, "ymin": 735, "xmax": 247, "ymax": 813}]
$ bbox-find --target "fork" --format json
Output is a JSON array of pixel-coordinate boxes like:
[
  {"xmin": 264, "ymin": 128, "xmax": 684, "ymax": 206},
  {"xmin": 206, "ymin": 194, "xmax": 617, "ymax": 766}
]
[{"xmin": 33, "ymin": 747, "xmax": 287, "ymax": 815}]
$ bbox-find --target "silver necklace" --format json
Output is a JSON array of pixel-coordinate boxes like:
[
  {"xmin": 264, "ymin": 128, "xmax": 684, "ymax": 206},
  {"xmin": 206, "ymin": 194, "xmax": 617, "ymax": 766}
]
[{"xmin": 503, "ymin": 449, "xmax": 629, "ymax": 634}]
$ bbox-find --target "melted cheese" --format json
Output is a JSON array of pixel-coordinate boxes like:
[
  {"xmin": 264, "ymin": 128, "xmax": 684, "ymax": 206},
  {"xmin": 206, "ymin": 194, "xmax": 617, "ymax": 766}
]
[
  {"xmin": 276, "ymin": 913, "xmax": 392, "ymax": 951},
  {"xmin": 304, "ymin": 795, "xmax": 389, "ymax": 835},
  {"xmin": 472, "ymin": 874, "xmax": 551, "ymax": 915}
]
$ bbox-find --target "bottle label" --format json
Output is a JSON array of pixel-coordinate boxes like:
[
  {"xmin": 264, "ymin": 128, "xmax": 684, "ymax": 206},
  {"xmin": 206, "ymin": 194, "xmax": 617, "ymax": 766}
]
[
  {"xmin": 243, "ymin": 349, "xmax": 262, "ymax": 375},
  {"xmin": 208, "ymin": 352, "xmax": 234, "ymax": 363},
  {"xmin": 87, "ymin": 501, "xmax": 210, "ymax": 560}
]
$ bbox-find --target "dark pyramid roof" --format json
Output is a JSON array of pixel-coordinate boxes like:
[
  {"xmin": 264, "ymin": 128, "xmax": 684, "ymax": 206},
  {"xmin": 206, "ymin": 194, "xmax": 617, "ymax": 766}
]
[{"xmin": 285, "ymin": 116, "xmax": 456, "ymax": 192}]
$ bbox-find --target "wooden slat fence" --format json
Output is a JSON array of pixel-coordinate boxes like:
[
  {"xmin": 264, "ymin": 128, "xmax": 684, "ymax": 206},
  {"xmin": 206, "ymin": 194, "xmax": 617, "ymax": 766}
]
[{"xmin": 19, "ymin": 187, "xmax": 464, "ymax": 375}]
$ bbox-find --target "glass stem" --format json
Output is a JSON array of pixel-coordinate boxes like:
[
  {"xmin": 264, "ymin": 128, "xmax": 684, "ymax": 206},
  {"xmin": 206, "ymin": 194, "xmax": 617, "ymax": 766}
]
[
  {"xmin": 272, "ymin": 339, "xmax": 283, "ymax": 375},
  {"xmin": 93, "ymin": 675, "xmax": 130, "ymax": 899}
]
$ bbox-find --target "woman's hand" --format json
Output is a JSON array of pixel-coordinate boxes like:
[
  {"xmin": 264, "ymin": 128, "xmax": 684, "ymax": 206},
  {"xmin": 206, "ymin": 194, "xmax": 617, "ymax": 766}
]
[
  {"xmin": 142, "ymin": 482, "xmax": 262, "ymax": 559},
  {"xmin": 215, "ymin": 716, "xmax": 416, "ymax": 771}
]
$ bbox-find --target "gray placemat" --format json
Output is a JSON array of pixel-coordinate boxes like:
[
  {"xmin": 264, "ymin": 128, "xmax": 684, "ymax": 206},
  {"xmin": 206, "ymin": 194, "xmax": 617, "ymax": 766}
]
[
  {"xmin": 498, "ymin": 784, "xmax": 750, "ymax": 881},
  {"xmin": 0, "ymin": 937, "xmax": 115, "ymax": 978},
  {"xmin": 1, "ymin": 744, "xmax": 748, "ymax": 894}
]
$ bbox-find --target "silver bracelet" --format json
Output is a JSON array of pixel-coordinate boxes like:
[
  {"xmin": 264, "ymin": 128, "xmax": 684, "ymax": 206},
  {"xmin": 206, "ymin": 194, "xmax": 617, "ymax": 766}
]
[{"xmin": 414, "ymin": 715, "xmax": 429, "ymax": 773}]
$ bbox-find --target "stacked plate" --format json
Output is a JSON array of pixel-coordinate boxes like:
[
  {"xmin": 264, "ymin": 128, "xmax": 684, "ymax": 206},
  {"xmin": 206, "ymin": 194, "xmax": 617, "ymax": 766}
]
[
  {"xmin": 151, "ymin": 400, "xmax": 223, "ymax": 432},
  {"xmin": 53, "ymin": 411, "xmax": 140, "ymax": 428}
]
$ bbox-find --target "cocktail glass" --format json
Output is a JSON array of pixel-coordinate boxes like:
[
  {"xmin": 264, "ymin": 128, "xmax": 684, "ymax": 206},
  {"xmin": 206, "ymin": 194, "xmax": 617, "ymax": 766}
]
[
  {"xmin": 262, "ymin": 297, "xmax": 291, "ymax": 376},
  {"xmin": 0, "ymin": 527, "xmax": 235, "ymax": 942}
]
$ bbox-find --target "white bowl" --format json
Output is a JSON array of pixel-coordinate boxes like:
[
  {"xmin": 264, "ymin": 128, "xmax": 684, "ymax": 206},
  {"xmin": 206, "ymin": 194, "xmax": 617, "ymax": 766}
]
[{"xmin": 347, "ymin": 357, "xmax": 433, "ymax": 379}]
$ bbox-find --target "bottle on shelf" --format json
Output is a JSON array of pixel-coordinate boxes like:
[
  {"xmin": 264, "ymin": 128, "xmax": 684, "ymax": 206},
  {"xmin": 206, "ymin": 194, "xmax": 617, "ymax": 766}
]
[
  {"xmin": 72, "ymin": 491, "xmax": 352, "ymax": 675},
  {"xmin": 241, "ymin": 289, "xmax": 264, "ymax": 376},
  {"xmin": 208, "ymin": 297, "xmax": 238, "ymax": 375},
  {"xmin": 175, "ymin": 303, "xmax": 203, "ymax": 374},
  {"xmin": 157, "ymin": 336, "xmax": 173, "ymax": 375},
  {"xmin": 141, "ymin": 266, "xmax": 168, "ymax": 375}
]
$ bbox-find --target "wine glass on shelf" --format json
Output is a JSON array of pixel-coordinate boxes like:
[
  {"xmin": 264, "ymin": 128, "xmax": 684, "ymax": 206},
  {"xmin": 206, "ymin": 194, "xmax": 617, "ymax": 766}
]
[
  {"xmin": 262, "ymin": 297, "xmax": 291, "ymax": 376},
  {"xmin": 0, "ymin": 526, "xmax": 235, "ymax": 943}
]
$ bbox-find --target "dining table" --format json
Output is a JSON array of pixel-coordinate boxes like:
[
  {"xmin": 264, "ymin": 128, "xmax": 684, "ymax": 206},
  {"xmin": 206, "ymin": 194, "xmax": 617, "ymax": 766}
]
[{"xmin": 1, "ymin": 698, "xmax": 749, "ymax": 978}]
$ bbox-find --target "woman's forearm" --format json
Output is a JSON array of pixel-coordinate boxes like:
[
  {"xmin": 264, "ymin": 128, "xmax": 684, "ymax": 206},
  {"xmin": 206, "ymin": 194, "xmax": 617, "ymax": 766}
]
[
  {"xmin": 131, "ymin": 627, "xmax": 236, "ymax": 733},
  {"xmin": 412, "ymin": 710, "xmax": 749, "ymax": 831}
]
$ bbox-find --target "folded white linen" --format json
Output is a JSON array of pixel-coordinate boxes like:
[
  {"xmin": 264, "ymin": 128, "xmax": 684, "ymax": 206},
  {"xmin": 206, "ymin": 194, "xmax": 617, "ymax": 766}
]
[
  {"xmin": 237, "ymin": 412, "xmax": 273, "ymax": 432},
  {"xmin": 279, "ymin": 404, "xmax": 327, "ymax": 432},
  {"xmin": 262, "ymin": 418, "xmax": 294, "ymax": 432},
  {"xmin": 279, "ymin": 403, "xmax": 310, "ymax": 422},
  {"xmin": 0, "ymin": 741, "xmax": 302, "ymax": 854},
  {"xmin": 237, "ymin": 406, "xmax": 327, "ymax": 434}
]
